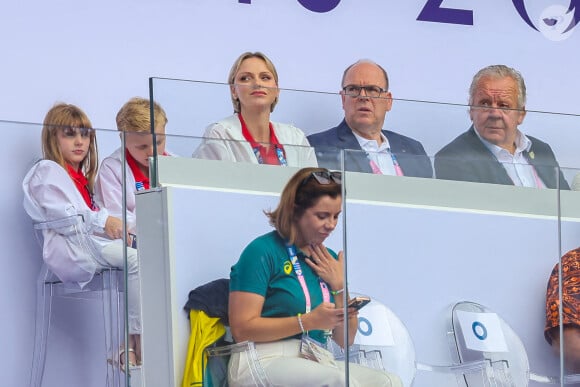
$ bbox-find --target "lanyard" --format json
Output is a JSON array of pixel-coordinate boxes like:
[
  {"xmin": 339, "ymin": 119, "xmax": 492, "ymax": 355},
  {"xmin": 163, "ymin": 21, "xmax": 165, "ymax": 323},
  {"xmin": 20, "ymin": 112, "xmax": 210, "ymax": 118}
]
[
  {"xmin": 251, "ymin": 144, "xmax": 288, "ymax": 166},
  {"xmin": 523, "ymin": 153, "xmax": 545, "ymax": 188},
  {"xmin": 285, "ymin": 243, "xmax": 331, "ymax": 313},
  {"xmin": 239, "ymin": 114, "xmax": 288, "ymax": 166},
  {"xmin": 367, "ymin": 148, "xmax": 404, "ymax": 176}
]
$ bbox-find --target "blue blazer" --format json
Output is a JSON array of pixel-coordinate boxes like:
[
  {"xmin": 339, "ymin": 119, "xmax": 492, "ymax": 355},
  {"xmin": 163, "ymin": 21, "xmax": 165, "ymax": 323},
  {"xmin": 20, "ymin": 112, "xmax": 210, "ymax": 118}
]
[
  {"xmin": 434, "ymin": 126, "xmax": 570, "ymax": 189},
  {"xmin": 307, "ymin": 120, "xmax": 433, "ymax": 177}
]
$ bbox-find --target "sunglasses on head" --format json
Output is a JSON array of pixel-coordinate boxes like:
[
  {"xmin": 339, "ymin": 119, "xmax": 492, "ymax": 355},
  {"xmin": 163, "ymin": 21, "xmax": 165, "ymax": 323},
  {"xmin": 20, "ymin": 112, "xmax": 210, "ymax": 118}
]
[
  {"xmin": 62, "ymin": 127, "xmax": 92, "ymax": 138},
  {"xmin": 302, "ymin": 170, "xmax": 342, "ymax": 186}
]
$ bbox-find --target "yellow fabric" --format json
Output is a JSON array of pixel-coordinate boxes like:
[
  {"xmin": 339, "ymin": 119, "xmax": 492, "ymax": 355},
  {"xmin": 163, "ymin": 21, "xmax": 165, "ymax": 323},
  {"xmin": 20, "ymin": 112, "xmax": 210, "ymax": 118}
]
[{"xmin": 181, "ymin": 310, "xmax": 226, "ymax": 387}]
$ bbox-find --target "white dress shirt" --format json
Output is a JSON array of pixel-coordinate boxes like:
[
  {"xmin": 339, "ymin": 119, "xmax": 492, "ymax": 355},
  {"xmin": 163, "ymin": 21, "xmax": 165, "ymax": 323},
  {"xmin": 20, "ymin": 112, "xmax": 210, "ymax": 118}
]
[
  {"xmin": 476, "ymin": 129, "xmax": 545, "ymax": 188},
  {"xmin": 352, "ymin": 131, "xmax": 398, "ymax": 175}
]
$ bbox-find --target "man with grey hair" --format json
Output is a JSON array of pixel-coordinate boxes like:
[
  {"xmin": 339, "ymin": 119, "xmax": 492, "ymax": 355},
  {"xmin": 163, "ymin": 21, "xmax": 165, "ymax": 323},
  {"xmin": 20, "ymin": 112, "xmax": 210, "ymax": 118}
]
[
  {"xmin": 307, "ymin": 59, "xmax": 432, "ymax": 177},
  {"xmin": 434, "ymin": 64, "xmax": 569, "ymax": 189}
]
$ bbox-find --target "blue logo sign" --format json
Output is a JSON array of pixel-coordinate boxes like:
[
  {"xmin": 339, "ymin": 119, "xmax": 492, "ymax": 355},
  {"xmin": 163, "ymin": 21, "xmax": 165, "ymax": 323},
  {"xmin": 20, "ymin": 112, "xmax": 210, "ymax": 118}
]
[
  {"xmin": 512, "ymin": 1, "xmax": 579, "ymax": 40},
  {"xmin": 358, "ymin": 317, "xmax": 373, "ymax": 336},
  {"xmin": 238, "ymin": 0, "xmax": 340, "ymax": 13},
  {"xmin": 238, "ymin": 0, "xmax": 578, "ymax": 40},
  {"xmin": 472, "ymin": 321, "xmax": 488, "ymax": 341},
  {"xmin": 416, "ymin": 0, "xmax": 473, "ymax": 25}
]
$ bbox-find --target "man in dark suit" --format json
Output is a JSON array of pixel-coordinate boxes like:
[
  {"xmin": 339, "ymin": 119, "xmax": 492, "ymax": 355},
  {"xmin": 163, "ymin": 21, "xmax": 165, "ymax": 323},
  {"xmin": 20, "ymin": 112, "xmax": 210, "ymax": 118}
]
[
  {"xmin": 435, "ymin": 65, "xmax": 569, "ymax": 189},
  {"xmin": 307, "ymin": 60, "xmax": 432, "ymax": 177}
]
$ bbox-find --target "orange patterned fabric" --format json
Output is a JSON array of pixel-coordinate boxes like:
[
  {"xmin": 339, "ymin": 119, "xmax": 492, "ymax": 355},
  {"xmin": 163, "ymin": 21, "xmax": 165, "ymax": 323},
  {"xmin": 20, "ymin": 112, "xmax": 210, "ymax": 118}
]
[{"xmin": 545, "ymin": 248, "xmax": 580, "ymax": 344}]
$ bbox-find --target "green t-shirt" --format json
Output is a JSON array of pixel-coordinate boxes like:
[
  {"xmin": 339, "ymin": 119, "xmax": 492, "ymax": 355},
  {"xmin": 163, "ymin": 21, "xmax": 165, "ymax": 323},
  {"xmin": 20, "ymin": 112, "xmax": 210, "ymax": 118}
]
[{"xmin": 230, "ymin": 231, "xmax": 337, "ymax": 343}]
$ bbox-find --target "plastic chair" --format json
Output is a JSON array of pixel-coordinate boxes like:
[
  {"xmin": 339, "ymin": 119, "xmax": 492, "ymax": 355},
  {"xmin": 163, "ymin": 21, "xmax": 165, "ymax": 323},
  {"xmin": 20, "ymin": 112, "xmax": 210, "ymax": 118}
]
[
  {"xmin": 348, "ymin": 296, "xmax": 417, "ymax": 386},
  {"xmin": 204, "ymin": 339, "xmax": 271, "ymax": 387},
  {"xmin": 29, "ymin": 216, "xmax": 124, "ymax": 387},
  {"xmin": 344, "ymin": 294, "xmax": 497, "ymax": 386},
  {"xmin": 182, "ymin": 278, "xmax": 270, "ymax": 387},
  {"xmin": 448, "ymin": 301, "xmax": 530, "ymax": 386},
  {"xmin": 450, "ymin": 301, "xmax": 580, "ymax": 386}
]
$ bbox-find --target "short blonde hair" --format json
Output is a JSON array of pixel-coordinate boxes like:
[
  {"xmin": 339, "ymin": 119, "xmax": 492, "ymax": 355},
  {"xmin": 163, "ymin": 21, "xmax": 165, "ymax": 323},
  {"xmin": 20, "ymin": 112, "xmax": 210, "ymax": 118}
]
[
  {"xmin": 41, "ymin": 103, "xmax": 98, "ymax": 190},
  {"xmin": 265, "ymin": 167, "xmax": 341, "ymax": 244},
  {"xmin": 116, "ymin": 97, "xmax": 168, "ymax": 133},
  {"xmin": 228, "ymin": 52, "xmax": 279, "ymax": 113}
]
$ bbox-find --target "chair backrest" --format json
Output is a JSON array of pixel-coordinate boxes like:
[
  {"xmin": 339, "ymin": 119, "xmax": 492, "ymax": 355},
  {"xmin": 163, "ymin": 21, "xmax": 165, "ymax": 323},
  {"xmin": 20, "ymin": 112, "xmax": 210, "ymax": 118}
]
[
  {"xmin": 351, "ymin": 293, "xmax": 417, "ymax": 386},
  {"xmin": 33, "ymin": 215, "xmax": 100, "ymax": 284},
  {"xmin": 449, "ymin": 301, "xmax": 530, "ymax": 387}
]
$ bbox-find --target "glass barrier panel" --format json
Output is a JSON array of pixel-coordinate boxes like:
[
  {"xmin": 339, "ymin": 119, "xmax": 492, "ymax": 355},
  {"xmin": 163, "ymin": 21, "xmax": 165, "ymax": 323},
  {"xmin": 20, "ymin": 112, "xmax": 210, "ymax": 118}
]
[
  {"xmin": 135, "ymin": 153, "xmax": 348, "ymax": 386},
  {"xmin": 555, "ymin": 166, "xmax": 580, "ymax": 386},
  {"xmin": 9, "ymin": 121, "xmax": 133, "ymax": 387},
  {"xmin": 144, "ymin": 78, "xmax": 580, "ymax": 386},
  {"xmin": 342, "ymin": 150, "xmax": 564, "ymax": 386},
  {"xmin": 97, "ymin": 127, "xmax": 133, "ymax": 387}
]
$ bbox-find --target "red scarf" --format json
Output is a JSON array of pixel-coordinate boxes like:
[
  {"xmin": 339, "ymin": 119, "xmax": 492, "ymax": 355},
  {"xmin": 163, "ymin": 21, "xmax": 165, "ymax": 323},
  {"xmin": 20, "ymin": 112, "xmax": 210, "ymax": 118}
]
[
  {"xmin": 125, "ymin": 148, "xmax": 170, "ymax": 190},
  {"xmin": 125, "ymin": 148, "xmax": 150, "ymax": 190},
  {"xmin": 238, "ymin": 113, "xmax": 285, "ymax": 165},
  {"xmin": 66, "ymin": 164, "xmax": 96, "ymax": 210}
]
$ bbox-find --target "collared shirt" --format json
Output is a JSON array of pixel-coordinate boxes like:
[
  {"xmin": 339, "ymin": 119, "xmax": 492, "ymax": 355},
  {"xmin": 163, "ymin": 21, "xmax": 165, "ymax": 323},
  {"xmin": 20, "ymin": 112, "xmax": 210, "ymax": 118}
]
[
  {"xmin": 352, "ymin": 131, "xmax": 398, "ymax": 175},
  {"xmin": 475, "ymin": 129, "xmax": 545, "ymax": 188}
]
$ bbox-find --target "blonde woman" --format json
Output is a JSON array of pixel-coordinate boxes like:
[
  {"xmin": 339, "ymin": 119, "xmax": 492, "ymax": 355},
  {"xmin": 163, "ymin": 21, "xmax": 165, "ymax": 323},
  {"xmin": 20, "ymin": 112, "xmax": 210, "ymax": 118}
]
[{"xmin": 193, "ymin": 52, "xmax": 317, "ymax": 167}]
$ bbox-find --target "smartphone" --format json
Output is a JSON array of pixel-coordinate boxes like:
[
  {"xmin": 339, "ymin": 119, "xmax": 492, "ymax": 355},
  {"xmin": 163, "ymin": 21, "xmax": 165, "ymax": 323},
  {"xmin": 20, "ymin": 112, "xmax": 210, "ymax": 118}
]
[{"xmin": 348, "ymin": 296, "xmax": 371, "ymax": 311}]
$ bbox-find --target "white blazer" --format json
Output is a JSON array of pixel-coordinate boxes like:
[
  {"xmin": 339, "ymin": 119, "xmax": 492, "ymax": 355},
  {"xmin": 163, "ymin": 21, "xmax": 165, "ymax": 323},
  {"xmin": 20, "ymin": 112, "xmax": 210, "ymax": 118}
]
[
  {"xmin": 192, "ymin": 115, "xmax": 318, "ymax": 167},
  {"xmin": 23, "ymin": 160, "xmax": 111, "ymax": 284},
  {"xmin": 94, "ymin": 147, "xmax": 137, "ymax": 232}
]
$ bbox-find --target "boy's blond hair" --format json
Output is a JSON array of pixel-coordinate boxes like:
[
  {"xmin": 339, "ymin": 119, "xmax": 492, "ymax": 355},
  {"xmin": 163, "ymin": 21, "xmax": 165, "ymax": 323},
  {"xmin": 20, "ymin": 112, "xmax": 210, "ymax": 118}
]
[{"xmin": 116, "ymin": 97, "xmax": 168, "ymax": 133}]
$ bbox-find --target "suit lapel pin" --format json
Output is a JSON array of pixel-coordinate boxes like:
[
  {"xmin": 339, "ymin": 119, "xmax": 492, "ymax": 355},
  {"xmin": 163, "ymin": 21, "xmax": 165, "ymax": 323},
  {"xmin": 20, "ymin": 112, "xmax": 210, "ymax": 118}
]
[{"xmin": 529, "ymin": 151, "xmax": 535, "ymax": 159}]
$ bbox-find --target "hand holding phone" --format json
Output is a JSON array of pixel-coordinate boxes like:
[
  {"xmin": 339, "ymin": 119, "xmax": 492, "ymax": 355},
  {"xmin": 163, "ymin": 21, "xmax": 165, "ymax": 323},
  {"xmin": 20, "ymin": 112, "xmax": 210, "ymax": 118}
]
[{"xmin": 348, "ymin": 296, "xmax": 371, "ymax": 311}]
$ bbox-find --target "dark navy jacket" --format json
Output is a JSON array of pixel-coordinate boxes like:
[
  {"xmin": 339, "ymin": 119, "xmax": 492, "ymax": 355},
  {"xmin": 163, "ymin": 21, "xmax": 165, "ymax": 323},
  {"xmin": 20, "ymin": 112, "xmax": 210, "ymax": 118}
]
[{"xmin": 307, "ymin": 120, "xmax": 433, "ymax": 177}]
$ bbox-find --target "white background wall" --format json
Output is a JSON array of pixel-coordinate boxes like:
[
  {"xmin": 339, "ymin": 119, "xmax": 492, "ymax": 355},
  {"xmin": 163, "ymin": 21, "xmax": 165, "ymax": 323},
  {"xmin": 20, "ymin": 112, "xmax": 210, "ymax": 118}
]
[{"xmin": 2, "ymin": 0, "xmax": 580, "ymax": 385}]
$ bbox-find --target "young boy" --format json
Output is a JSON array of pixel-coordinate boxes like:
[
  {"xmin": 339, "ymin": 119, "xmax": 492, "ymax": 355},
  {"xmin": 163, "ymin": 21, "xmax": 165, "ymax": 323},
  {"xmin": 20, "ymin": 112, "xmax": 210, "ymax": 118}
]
[
  {"xmin": 94, "ymin": 97, "xmax": 168, "ymax": 366},
  {"xmin": 95, "ymin": 97, "xmax": 168, "ymax": 236}
]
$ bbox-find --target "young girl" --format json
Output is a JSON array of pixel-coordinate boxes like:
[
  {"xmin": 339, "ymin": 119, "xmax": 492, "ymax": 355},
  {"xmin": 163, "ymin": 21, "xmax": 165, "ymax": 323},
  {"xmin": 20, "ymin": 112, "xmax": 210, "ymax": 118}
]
[{"xmin": 22, "ymin": 103, "xmax": 141, "ymax": 368}]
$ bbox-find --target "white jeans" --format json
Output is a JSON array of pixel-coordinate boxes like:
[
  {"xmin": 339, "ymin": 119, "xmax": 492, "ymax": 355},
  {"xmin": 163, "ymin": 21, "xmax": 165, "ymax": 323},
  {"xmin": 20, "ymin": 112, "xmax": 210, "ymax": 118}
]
[
  {"xmin": 98, "ymin": 240, "xmax": 141, "ymax": 334},
  {"xmin": 228, "ymin": 339, "xmax": 402, "ymax": 387}
]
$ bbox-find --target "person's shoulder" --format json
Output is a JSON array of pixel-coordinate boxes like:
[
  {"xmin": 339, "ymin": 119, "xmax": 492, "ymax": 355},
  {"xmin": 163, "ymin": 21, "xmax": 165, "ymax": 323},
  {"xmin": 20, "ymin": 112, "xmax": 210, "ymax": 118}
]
[
  {"xmin": 246, "ymin": 231, "xmax": 281, "ymax": 249},
  {"xmin": 202, "ymin": 114, "xmax": 240, "ymax": 137},
  {"xmin": 100, "ymin": 148, "xmax": 123, "ymax": 166},
  {"xmin": 240, "ymin": 231, "xmax": 283, "ymax": 262},
  {"xmin": 562, "ymin": 247, "xmax": 580, "ymax": 265},
  {"xmin": 435, "ymin": 128, "xmax": 475, "ymax": 157},
  {"xmin": 306, "ymin": 125, "xmax": 341, "ymax": 145},
  {"xmin": 24, "ymin": 159, "xmax": 69, "ymax": 187},
  {"xmin": 30, "ymin": 159, "xmax": 64, "ymax": 176},
  {"xmin": 271, "ymin": 121, "xmax": 307, "ymax": 141},
  {"xmin": 384, "ymin": 130, "xmax": 425, "ymax": 149},
  {"xmin": 526, "ymin": 134, "xmax": 555, "ymax": 151}
]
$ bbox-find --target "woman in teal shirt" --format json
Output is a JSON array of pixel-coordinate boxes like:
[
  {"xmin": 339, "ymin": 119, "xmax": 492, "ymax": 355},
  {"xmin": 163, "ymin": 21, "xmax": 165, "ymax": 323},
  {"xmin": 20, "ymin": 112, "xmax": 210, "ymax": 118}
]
[{"xmin": 228, "ymin": 167, "xmax": 401, "ymax": 386}]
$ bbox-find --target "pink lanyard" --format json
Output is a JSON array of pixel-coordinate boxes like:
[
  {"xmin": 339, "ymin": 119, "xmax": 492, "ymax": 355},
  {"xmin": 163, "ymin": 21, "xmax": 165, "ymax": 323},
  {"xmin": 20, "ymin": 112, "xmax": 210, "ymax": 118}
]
[
  {"xmin": 368, "ymin": 148, "xmax": 404, "ymax": 176},
  {"xmin": 389, "ymin": 149, "xmax": 405, "ymax": 176},
  {"xmin": 530, "ymin": 167, "xmax": 544, "ymax": 188},
  {"xmin": 525, "ymin": 153, "xmax": 544, "ymax": 188},
  {"xmin": 286, "ymin": 244, "xmax": 331, "ymax": 313}
]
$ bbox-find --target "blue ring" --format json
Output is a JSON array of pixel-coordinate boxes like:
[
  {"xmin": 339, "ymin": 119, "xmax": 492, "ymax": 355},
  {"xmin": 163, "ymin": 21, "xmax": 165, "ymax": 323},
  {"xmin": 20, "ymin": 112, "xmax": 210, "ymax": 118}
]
[
  {"xmin": 472, "ymin": 321, "xmax": 488, "ymax": 340},
  {"xmin": 358, "ymin": 317, "xmax": 372, "ymax": 336}
]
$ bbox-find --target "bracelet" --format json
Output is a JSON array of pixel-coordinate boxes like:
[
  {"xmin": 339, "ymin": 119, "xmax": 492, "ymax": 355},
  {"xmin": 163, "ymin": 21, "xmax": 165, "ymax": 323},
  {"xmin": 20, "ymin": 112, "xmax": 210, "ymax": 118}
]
[
  {"xmin": 297, "ymin": 313, "xmax": 305, "ymax": 333},
  {"xmin": 330, "ymin": 288, "xmax": 344, "ymax": 296}
]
